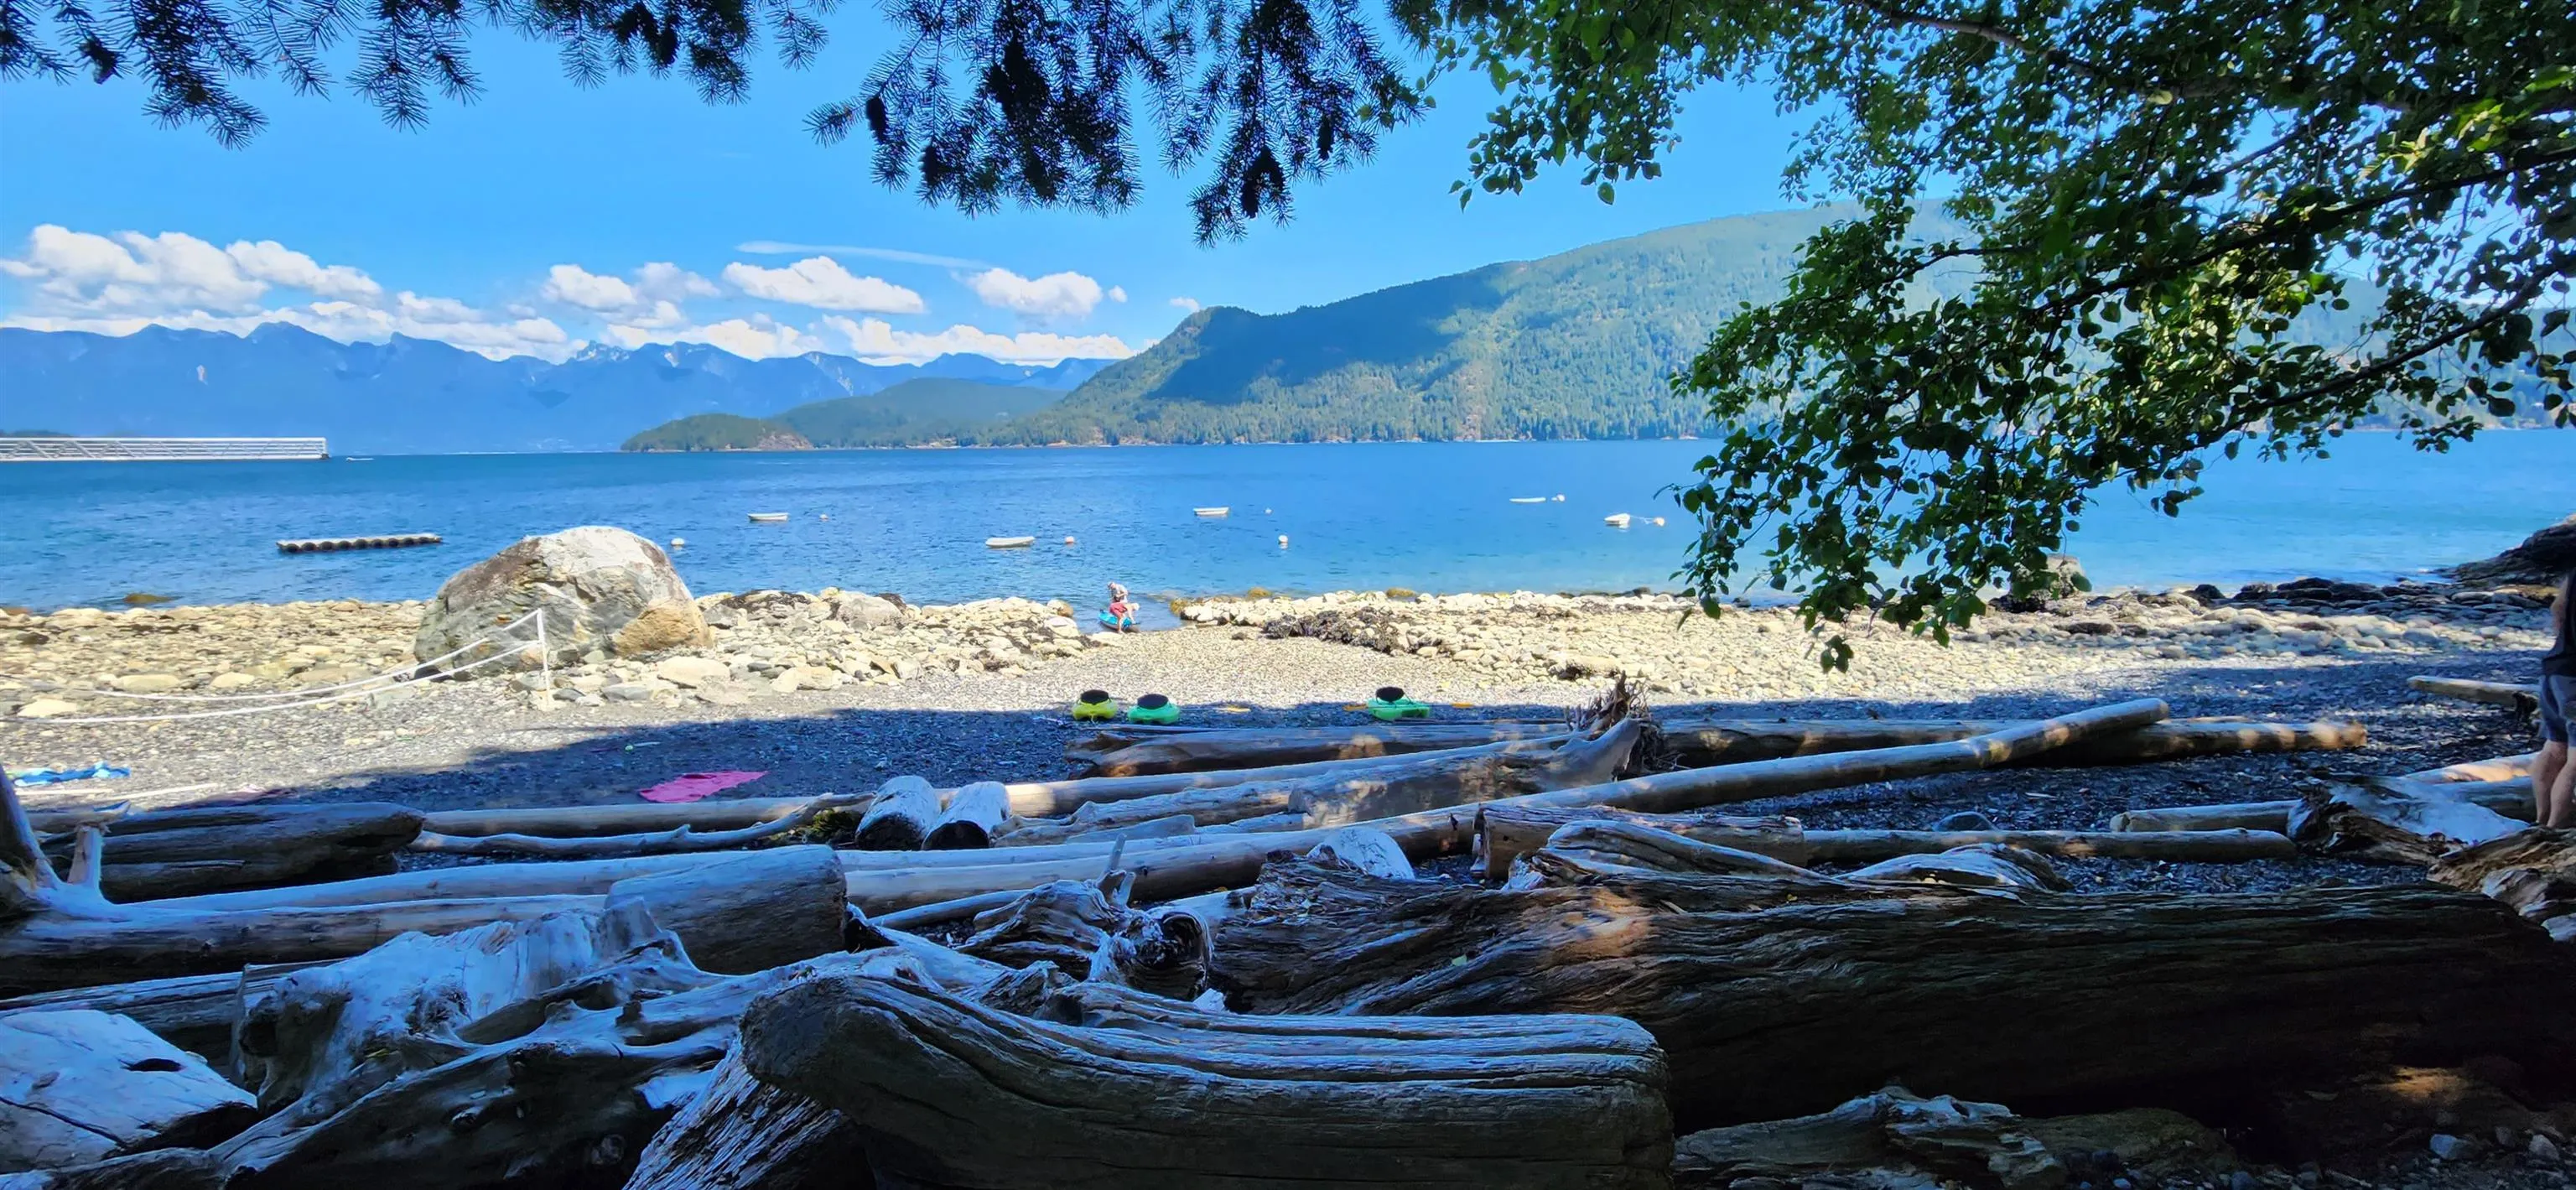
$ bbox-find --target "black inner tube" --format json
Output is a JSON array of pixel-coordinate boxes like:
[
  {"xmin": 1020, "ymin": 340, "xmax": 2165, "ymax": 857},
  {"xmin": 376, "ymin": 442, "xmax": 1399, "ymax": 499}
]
[
  {"xmin": 1375, "ymin": 686, "xmax": 1405, "ymax": 702},
  {"xmin": 1136, "ymin": 694, "xmax": 1171, "ymax": 710},
  {"xmin": 1078, "ymin": 689, "xmax": 1111, "ymax": 704}
]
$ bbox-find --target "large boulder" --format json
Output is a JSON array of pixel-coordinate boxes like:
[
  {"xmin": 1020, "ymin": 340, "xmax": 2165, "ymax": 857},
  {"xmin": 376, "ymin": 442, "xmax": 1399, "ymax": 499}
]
[{"xmin": 413, "ymin": 527, "xmax": 710, "ymax": 671}]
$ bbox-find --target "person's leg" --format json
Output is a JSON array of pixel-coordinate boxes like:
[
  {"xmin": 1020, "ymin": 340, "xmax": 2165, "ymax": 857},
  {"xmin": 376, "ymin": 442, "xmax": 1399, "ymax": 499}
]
[{"xmin": 2542, "ymin": 678, "xmax": 2574, "ymax": 828}]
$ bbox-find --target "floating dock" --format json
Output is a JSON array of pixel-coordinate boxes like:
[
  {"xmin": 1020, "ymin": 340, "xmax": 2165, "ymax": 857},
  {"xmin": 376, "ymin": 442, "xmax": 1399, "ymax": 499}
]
[
  {"xmin": 1, "ymin": 437, "xmax": 330, "ymax": 462},
  {"xmin": 278, "ymin": 533, "xmax": 442, "ymax": 553}
]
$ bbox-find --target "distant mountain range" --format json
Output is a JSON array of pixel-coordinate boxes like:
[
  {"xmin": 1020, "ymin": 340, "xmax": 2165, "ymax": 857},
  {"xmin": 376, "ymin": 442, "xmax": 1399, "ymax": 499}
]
[{"xmin": 0, "ymin": 325, "xmax": 1109, "ymax": 453}]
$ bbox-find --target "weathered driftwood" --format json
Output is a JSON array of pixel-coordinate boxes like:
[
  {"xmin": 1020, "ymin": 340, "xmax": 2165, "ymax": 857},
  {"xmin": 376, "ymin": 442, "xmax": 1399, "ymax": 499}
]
[
  {"xmin": 1673, "ymin": 1087, "xmax": 2062, "ymax": 1190},
  {"xmin": 1475, "ymin": 803, "xmax": 2293, "ymax": 876},
  {"xmin": 1844, "ymin": 844, "xmax": 2070, "ymax": 891},
  {"xmin": 622, "ymin": 1051, "xmax": 865, "ymax": 1190},
  {"xmin": 927, "ymin": 782, "xmax": 1011, "ymax": 850},
  {"xmin": 2113, "ymin": 779, "xmax": 2533, "ymax": 834},
  {"xmin": 0, "ymin": 1010, "xmax": 258, "ymax": 1172},
  {"xmin": 1001, "ymin": 741, "xmax": 1550, "ymax": 818},
  {"xmin": 738, "ymin": 971, "xmax": 1675, "ymax": 1189},
  {"xmin": 1510, "ymin": 824, "xmax": 2073, "ymax": 893},
  {"xmin": 0, "ymin": 839, "xmax": 848, "ymax": 995},
  {"xmin": 206, "ymin": 905, "xmax": 825, "ymax": 1188},
  {"xmin": 1208, "ymin": 859, "xmax": 2576, "ymax": 1127},
  {"xmin": 418, "ymin": 795, "xmax": 845, "ymax": 840},
  {"xmin": 2428, "ymin": 828, "xmax": 2576, "ymax": 943},
  {"xmin": 1305, "ymin": 825, "xmax": 1414, "ymax": 880},
  {"xmin": 34, "ymin": 802, "xmax": 423, "ymax": 902},
  {"xmin": 1068, "ymin": 723, "xmax": 1574, "ymax": 774},
  {"xmin": 854, "ymin": 776, "xmax": 940, "ymax": 850},
  {"xmin": 2408, "ymin": 675, "xmax": 2542, "ymax": 713},
  {"xmin": 408, "ymin": 794, "xmax": 863, "ymax": 860},
  {"xmin": 1071, "ymin": 715, "xmax": 2358, "ymax": 777},
  {"xmin": 950, "ymin": 870, "xmax": 1209, "ymax": 1000},
  {"xmin": 0, "ymin": 963, "xmax": 328, "ymax": 1062},
  {"xmin": 2289, "ymin": 777, "xmax": 2527, "ymax": 865},
  {"xmin": 996, "ymin": 722, "xmax": 1643, "ymax": 846},
  {"xmin": 2407, "ymin": 751, "xmax": 2539, "ymax": 783}
]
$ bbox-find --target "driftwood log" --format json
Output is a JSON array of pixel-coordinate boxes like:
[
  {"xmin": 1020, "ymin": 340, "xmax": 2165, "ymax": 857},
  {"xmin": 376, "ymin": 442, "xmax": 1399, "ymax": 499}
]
[
  {"xmin": 408, "ymin": 794, "xmax": 863, "ymax": 860},
  {"xmin": 2111, "ymin": 779, "xmax": 2532, "ymax": 834},
  {"xmin": 1475, "ymin": 803, "xmax": 2295, "ymax": 878},
  {"xmin": 949, "ymin": 870, "xmax": 1209, "ymax": 1000},
  {"xmin": 998, "ymin": 721, "xmax": 1641, "ymax": 845},
  {"xmin": 1208, "ymin": 859, "xmax": 2576, "ymax": 1128},
  {"xmin": 1070, "ymin": 715, "xmax": 2359, "ymax": 777},
  {"xmin": 0, "ymin": 1010, "xmax": 257, "ymax": 1172},
  {"xmin": 34, "ymin": 803, "xmax": 423, "ymax": 902},
  {"xmin": 2289, "ymin": 778, "xmax": 2527, "ymax": 865},
  {"xmin": 854, "ymin": 776, "xmax": 942, "ymax": 850},
  {"xmin": 621, "ymin": 1051, "xmax": 865, "ymax": 1190},
  {"xmin": 1672, "ymin": 1087, "xmax": 2062, "ymax": 1190},
  {"xmin": 0, "ymin": 785, "xmax": 849, "ymax": 994},
  {"xmin": 0, "ymin": 964, "xmax": 327, "ymax": 1062},
  {"xmin": 2429, "ymin": 827, "xmax": 2576, "ymax": 942},
  {"xmin": 2408, "ymin": 675, "xmax": 2541, "ymax": 714},
  {"xmin": 927, "ymin": 782, "xmax": 1011, "ymax": 850},
  {"xmin": 738, "ymin": 971, "xmax": 1675, "ymax": 1189}
]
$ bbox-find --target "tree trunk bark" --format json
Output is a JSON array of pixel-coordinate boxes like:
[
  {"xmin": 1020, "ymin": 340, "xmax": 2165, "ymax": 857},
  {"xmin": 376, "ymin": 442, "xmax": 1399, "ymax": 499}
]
[
  {"xmin": 1208, "ymin": 860, "xmax": 2576, "ymax": 1129},
  {"xmin": 415, "ymin": 796, "xmax": 847, "ymax": 840},
  {"xmin": 2289, "ymin": 778, "xmax": 2527, "ymax": 865},
  {"xmin": 948, "ymin": 871, "xmax": 1208, "ymax": 1000},
  {"xmin": 621, "ymin": 1051, "xmax": 865, "ymax": 1190},
  {"xmin": 2428, "ymin": 827, "xmax": 2576, "ymax": 942},
  {"xmin": 737, "ymin": 973, "xmax": 1675, "ymax": 1189},
  {"xmin": 407, "ymin": 796, "xmax": 861, "ymax": 860},
  {"xmin": 2111, "ymin": 782, "xmax": 2532, "ymax": 834},
  {"xmin": 1474, "ymin": 805, "xmax": 2291, "ymax": 876},
  {"xmin": 0, "ymin": 963, "xmax": 327, "ymax": 1062},
  {"xmin": 36, "ymin": 803, "xmax": 423, "ymax": 902}
]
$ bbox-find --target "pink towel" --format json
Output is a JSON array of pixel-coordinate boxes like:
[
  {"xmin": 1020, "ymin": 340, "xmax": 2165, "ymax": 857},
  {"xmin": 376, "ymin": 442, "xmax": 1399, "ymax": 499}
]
[{"xmin": 637, "ymin": 770, "xmax": 768, "ymax": 803}]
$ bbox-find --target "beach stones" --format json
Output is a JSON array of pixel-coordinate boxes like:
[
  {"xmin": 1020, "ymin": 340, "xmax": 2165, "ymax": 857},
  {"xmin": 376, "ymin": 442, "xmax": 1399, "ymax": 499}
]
[
  {"xmin": 833, "ymin": 592, "xmax": 902, "ymax": 628},
  {"xmin": 413, "ymin": 527, "xmax": 710, "ymax": 671}
]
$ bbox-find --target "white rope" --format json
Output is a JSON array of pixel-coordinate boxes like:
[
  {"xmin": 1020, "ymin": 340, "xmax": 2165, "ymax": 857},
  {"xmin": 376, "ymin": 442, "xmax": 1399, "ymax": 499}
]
[
  {"xmin": 38, "ymin": 637, "xmax": 539, "ymax": 725},
  {"xmin": 72, "ymin": 610, "xmax": 550, "ymax": 703}
]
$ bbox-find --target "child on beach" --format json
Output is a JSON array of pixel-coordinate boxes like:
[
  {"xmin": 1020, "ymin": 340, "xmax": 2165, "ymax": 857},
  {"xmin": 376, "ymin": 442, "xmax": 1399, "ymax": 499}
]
[
  {"xmin": 1103, "ymin": 582, "xmax": 1136, "ymax": 633},
  {"xmin": 2539, "ymin": 568, "xmax": 2575, "ymax": 827}
]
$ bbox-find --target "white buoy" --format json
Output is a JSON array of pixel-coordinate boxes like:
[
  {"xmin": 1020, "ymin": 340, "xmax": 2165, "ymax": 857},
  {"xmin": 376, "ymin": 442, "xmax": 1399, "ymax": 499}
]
[
  {"xmin": 1553, "ymin": 494, "xmax": 1566, "ymax": 501},
  {"xmin": 1652, "ymin": 517, "xmax": 1666, "ymax": 527},
  {"xmin": 669, "ymin": 537, "xmax": 687, "ymax": 548},
  {"xmin": 818, "ymin": 513, "xmax": 830, "ymax": 521},
  {"xmin": 1063, "ymin": 536, "xmax": 1078, "ymax": 545},
  {"xmin": 1278, "ymin": 534, "xmax": 1290, "ymax": 548}
]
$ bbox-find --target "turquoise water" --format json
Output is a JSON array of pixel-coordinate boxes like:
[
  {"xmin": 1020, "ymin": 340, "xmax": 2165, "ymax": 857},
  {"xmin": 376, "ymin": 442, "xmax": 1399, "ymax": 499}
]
[{"xmin": 0, "ymin": 434, "xmax": 2565, "ymax": 612}]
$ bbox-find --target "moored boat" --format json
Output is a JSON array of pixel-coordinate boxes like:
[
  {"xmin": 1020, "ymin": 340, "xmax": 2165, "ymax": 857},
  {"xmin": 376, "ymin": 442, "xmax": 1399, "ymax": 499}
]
[
  {"xmin": 1193, "ymin": 507, "xmax": 1229, "ymax": 517},
  {"xmin": 985, "ymin": 536, "xmax": 1037, "ymax": 548},
  {"xmin": 1603, "ymin": 512, "xmax": 1633, "ymax": 527},
  {"xmin": 748, "ymin": 512, "xmax": 789, "ymax": 522}
]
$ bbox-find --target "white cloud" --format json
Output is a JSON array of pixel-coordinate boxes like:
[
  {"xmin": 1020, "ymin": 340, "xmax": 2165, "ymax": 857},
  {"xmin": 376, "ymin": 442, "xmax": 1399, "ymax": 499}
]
[
  {"xmin": 633, "ymin": 262, "xmax": 719, "ymax": 302},
  {"xmin": 964, "ymin": 268, "xmax": 1119, "ymax": 319},
  {"xmin": 604, "ymin": 312, "xmax": 825, "ymax": 361},
  {"xmin": 226, "ymin": 240, "xmax": 382, "ymax": 303},
  {"xmin": 541, "ymin": 264, "xmax": 637, "ymax": 311},
  {"xmin": 3, "ymin": 225, "xmax": 572, "ymax": 361},
  {"xmin": 721, "ymin": 257, "xmax": 924, "ymax": 313},
  {"xmin": 734, "ymin": 241, "xmax": 985, "ymax": 269},
  {"xmin": 820, "ymin": 315, "xmax": 1139, "ymax": 366},
  {"xmin": 1169, "ymin": 296, "xmax": 1202, "ymax": 313}
]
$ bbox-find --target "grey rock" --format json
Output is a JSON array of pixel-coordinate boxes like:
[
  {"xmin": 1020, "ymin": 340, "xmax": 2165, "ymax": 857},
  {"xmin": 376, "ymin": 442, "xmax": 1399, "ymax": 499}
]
[
  {"xmin": 601, "ymin": 682, "xmax": 654, "ymax": 704},
  {"xmin": 1935, "ymin": 810, "xmax": 1998, "ymax": 832},
  {"xmin": 2533, "ymin": 1134, "xmax": 2563, "ymax": 1164},
  {"xmin": 2428, "ymin": 1133, "xmax": 2470, "ymax": 1161},
  {"xmin": 834, "ymin": 593, "xmax": 903, "ymax": 629},
  {"xmin": 413, "ymin": 527, "xmax": 709, "ymax": 671}
]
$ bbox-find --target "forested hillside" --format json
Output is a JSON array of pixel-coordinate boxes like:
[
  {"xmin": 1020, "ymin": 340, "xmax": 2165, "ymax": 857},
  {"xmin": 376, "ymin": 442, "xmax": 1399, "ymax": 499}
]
[
  {"xmin": 623, "ymin": 377, "xmax": 1065, "ymax": 449},
  {"xmin": 997, "ymin": 207, "xmax": 1963, "ymax": 444}
]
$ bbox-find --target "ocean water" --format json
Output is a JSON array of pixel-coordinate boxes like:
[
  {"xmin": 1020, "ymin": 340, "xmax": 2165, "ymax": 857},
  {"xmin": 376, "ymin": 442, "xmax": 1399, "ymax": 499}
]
[{"xmin": 0, "ymin": 434, "xmax": 2565, "ymax": 615}]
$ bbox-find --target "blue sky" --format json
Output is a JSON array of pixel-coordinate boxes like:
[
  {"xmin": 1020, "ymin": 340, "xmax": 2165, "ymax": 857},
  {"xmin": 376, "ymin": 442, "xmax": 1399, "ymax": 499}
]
[{"xmin": 0, "ymin": 29, "xmax": 1811, "ymax": 365}]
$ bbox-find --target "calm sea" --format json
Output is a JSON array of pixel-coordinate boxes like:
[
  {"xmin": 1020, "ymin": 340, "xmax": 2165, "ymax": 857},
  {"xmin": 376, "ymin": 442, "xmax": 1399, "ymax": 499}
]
[{"xmin": 1, "ymin": 435, "xmax": 2566, "ymax": 616}]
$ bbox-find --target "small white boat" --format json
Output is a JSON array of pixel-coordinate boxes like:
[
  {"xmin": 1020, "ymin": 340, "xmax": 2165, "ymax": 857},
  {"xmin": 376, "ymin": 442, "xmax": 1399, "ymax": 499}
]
[
  {"xmin": 748, "ymin": 512, "xmax": 789, "ymax": 523},
  {"xmin": 1604, "ymin": 512, "xmax": 1633, "ymax": 527},
  {"xmin": 1651, "ymin": 517, "xmax": 1666, "ymax": 527},
  {"xmin": 985, "ymin": 536, "xmax": 1036, "ymax": 548},
  {"xmin": 669, "ymin": 537, "xmax": 688, "ymax": 548},
  {"xmin": 1509, "ymin": 496, "xmax": 1548, "ymax": 504},
  {"xmin": 1194, "ymin": 507, "xmax": 1229, "ymax": 517}
]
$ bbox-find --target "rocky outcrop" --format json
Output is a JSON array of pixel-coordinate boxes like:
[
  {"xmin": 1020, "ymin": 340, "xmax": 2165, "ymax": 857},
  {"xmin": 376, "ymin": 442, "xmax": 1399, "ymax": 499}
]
[
  {"xmin": 2446, "ymin": 513, "xmax": 2576, "ymax": 588},
  {"xmin": 412, "ymin": 527, "xmax": 710, "ymax": 671}
]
